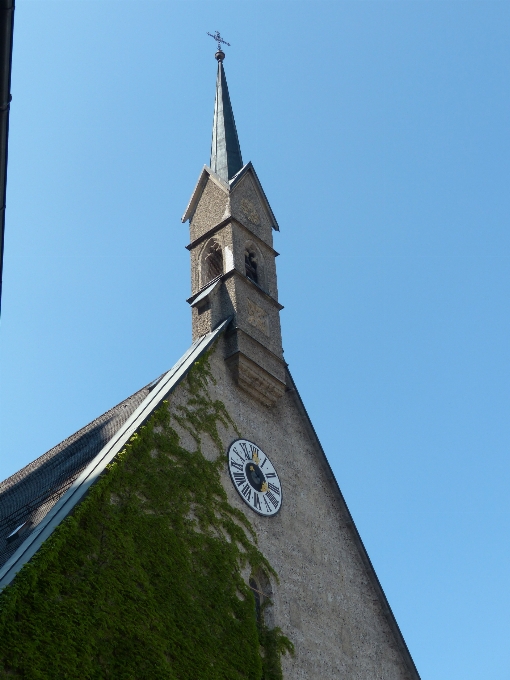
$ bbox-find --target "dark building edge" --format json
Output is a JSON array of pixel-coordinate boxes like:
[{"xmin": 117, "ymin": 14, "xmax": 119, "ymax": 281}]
[{"xmin": 0, "ymin": 0, "xmax": 14, "ymax": 315}]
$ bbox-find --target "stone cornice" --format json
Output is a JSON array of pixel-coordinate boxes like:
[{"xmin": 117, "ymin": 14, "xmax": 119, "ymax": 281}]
[
  {"xmin": 225, "ymin": 326, "xmax": 286, "ymax": 368},
  {"xmin": 185, "ymin": 217, "xmax": 279, "ymax": 257}
]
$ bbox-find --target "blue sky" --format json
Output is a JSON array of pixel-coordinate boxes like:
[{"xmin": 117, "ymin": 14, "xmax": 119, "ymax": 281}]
[{"xmin": 1, "ymin": 2, "xmax": 509, "ymax": 678}]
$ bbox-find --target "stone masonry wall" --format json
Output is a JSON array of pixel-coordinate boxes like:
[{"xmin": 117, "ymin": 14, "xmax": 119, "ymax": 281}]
[
  {"xmin": 165, "ymin": 339, "xmax": 415, "ymax": 680},
  {"xmin": 189, "ymin": 176, "xmax": 229, "ymax": 242},
  {"xmin": 230, "ymin": 173, "xmax": 274, "ymax": 246}
]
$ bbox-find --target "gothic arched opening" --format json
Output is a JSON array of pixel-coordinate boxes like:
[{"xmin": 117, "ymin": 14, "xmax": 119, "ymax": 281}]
[
  {"xmin": 249, "ymin": 577, "xmax": 262, "ymax": 622},
  {"xmin": 245, "ymin": 248, "xmax": 258, "ymax": 284},
  {"xmin": 249, "ymin": 572, "xmax": 274, "ymax": 627},
  {"xmin": 202, "ymin": 240, "xmax": 223, "ymax": 285}
]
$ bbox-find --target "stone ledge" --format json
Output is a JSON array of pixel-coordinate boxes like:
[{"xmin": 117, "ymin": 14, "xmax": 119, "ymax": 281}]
[{"xmin": 225, "ymin": 352, "xmax": 286, "ymax": 407}]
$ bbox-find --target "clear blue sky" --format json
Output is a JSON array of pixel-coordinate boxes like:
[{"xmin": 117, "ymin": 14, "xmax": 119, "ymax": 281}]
[{"xmin": 1, "ymin": 2, "xmax": 509, "ymax": 678}]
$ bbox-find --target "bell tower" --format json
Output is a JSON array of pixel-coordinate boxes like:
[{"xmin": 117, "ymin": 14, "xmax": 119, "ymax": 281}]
[{"xmin": 182, "ymin": 47, "xmax": 286, "ymax": 407}]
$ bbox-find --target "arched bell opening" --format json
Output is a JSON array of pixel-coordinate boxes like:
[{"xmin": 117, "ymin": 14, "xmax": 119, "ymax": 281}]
[
  {"xmin": 201, "ymin": 239, "xmax": 223, "ymax": 287},
  {"xmin": 244, "ymin": 241, "xmax": 265, "ymax": 290}
]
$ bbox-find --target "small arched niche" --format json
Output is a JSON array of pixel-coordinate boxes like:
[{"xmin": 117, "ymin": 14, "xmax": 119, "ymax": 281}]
[
  {"xmin": 201, "ymin": 239, "xmax": 223, "ymax": 287},
  {"xmin": 249, "ymin": 571, "xmax": 274, "ymax": 627},
  {"xmin": 244, "ymin": 241, "xmax": 265, "ymax": 290}
]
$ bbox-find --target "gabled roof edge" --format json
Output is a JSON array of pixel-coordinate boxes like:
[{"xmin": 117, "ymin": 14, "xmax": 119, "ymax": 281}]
[
  {"xmin": 0, "ymin": 318, "xmax": 232, "ymax": 591},
  {"xmin": 181, "ymin": 165, "xmax": 229, "ymax": 224},
  {"xmin": 285, "ymin": 367, "xmax": 421, "ymax": 680},
  {"xmin": 229, "ymin": 162, "xmax": 279, "ymax": 231},
  {"xmin": 181, "ymin": 162, "xmax": 279, "ymax": 232}
]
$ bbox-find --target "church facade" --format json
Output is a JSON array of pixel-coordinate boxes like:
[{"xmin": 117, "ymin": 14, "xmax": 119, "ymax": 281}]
[{"xmin": 0, "ymin": 48, "xmax": 420, "ymax": 679}]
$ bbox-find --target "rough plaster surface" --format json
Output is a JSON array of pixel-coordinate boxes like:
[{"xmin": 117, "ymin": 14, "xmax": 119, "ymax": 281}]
[
  {"xmin": 230, "ymin": 172, "xmax": 274, "ymax": 245},
  {"xmin": 164, "ymin": 338, "xmax": 415, "ymax": 679},
  {"xmin": 189, "ymin": 177, "xmax": 229, "ymax": 242}
]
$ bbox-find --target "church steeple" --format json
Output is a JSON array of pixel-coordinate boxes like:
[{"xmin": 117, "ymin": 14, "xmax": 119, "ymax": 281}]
[
  {"xmin": 183, "ymin": 43, "xmax": 286, "ymax": 406},
  {"xmin": 210, "ymin": 50, "xmax": 243, "ymax": 182}
]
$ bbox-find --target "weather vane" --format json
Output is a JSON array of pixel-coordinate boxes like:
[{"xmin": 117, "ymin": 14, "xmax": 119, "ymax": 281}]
[{"xmin": 207, "ymin": 31, "xmax": 231, "ymax": 52}]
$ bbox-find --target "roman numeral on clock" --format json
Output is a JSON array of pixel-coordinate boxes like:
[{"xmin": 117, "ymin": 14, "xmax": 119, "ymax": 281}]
[
  {"xmin": 253, "ymin": 494, "xmax": 261, "ymax": 511},
  {"xmin": 266, "ymin": 472, "xmax": 276, "ymax": 479},
  {"xmin": 232, "ymin": 447, "xmax": 244, "ymax": 462},
  {"xmin": 230, "ymin": 459, "xmax": 243, "ymax": 472},
  {"xmin": 263, "ymin": 495, "xmax": 271, "ymax": 512},
  {"xmin": 268, "ymin": 483, "xmax": 280, "ymax": 496},
  {"xmin": 233, "ymin": 472, "xmax": 246, "ymax": 487},
  {"xmin": 240, "ymin": 442, "xmax": 251, "ymax": 460},
  {"xmin": 266, "ymin": 491, "xmax": 279, "ymax": 509},
  {"xmin": 241, "ymin": 484, "xmax": 252, "ymax": 503}
]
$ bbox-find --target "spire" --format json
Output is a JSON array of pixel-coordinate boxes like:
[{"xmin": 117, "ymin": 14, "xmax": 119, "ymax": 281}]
[{"xmin": 210, "ymin": 50, "xmax": 243, "ymax": 182}]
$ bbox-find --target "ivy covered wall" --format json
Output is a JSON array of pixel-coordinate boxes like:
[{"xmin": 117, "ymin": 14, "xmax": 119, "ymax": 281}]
[{"xmin": 0, "ymin": 351, "xmax": 293, "ymax": 679}]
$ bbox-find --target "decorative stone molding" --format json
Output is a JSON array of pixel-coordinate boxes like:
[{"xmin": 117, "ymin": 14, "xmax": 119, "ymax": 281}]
[{"xmin": 225, "ymin": 352, "xmax": 286, "ymax": 407}]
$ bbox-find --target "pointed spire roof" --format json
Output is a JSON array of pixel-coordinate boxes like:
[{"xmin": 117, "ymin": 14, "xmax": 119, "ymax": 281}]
[{"xmin": 210, "ymin": 51, "xmax": 243, "ymax": 182}]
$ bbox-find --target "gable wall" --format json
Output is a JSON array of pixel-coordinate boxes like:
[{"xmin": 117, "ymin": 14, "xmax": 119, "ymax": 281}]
[
  {"xmin": 183, "ymin": 339, "xmax": 416, "ymax": 679},
  {"xmin": 0, "ymin": 335, "xmax": 416, "ymax": 678},
  {"xmin": 230, "ymin": 172, "xmax": 274, "ymax": 246},
  {"xmin": 189, "ymin": 176, "xmax": 229, "ymax": 241}
]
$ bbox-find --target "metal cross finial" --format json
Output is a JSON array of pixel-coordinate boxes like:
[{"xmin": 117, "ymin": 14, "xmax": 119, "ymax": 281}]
[{"xmin": 207, "ymin": 30, "xmax": 231, "ymax": 52}]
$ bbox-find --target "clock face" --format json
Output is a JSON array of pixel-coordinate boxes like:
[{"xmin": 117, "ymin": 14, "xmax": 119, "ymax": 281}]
[{"xmin": 227, "ymin": 439, "xmax": 282, "ymax": 517}]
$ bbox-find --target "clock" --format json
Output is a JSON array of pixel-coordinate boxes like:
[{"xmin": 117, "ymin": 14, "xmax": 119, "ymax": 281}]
[{"xmin": 227, "ymin": 439, "xmax": 282, "ymax": 517}]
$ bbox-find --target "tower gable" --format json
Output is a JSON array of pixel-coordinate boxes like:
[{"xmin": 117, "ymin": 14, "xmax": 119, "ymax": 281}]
[
  {"xmin": 229, "ymin": 162, "xmax": 279, "ymax": 236},
  {"xmin": 182, "ymin": 163, "xmax": 279, "ymax": 246},
  {"xmin": 183, "ymin": 167, "xmax": 229, "ymax": 243}
]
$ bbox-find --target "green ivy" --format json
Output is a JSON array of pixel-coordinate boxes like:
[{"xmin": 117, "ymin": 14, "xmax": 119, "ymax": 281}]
[{"xmin": 0, "ymin": 349, "xmax": 293, "ymax": 679}]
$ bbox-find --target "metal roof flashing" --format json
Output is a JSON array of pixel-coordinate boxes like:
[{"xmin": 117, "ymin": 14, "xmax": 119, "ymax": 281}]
[{"xmin": 187, "ymin": 278, "xmax": 221, "ymax": 307}]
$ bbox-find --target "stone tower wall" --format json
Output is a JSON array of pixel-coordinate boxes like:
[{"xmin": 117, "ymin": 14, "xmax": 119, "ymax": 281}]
[{"xmin": 186, "ymin": 167, "xmax": 286, "ymax": 406}]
